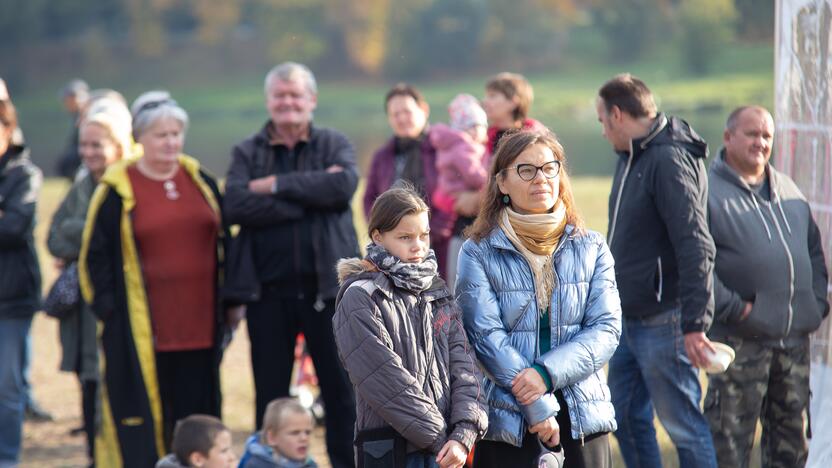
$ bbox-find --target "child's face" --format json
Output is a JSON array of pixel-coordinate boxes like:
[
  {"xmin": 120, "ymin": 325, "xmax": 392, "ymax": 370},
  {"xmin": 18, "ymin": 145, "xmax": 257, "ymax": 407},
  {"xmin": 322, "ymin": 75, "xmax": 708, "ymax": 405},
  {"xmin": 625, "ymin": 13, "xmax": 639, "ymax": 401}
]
[
  {"xmin": 191, "ymin": 430, "xmax": 236, "ymax": 468},
  {"xmin": 266, "ymin": 412, "xmax": 314, "ymax": 462},
  {"xmin": 372, "ymin": 211, "xmax": 430, "ymax": 263},
  {"xmin": 465, "ymin": 125, "xmax": 488, "ymax": 145}
]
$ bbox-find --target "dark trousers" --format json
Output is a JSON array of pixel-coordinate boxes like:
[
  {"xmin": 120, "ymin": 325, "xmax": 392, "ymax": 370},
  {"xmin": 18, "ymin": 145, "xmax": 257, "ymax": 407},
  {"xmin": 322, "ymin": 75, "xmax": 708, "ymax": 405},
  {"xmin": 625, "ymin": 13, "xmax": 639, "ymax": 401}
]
[
  {"xmin": 473, "ymin": 391, "xmax": 611, "ymax": 468},
  {"xmin": 80, "ymin": 378, "xmax": 97, "ymax": 463},
  {"xmin": 247, "ymin": 286, "xmax": 356, "ymax": 468},
  {"xmin": 155, "ymin": 348, "xmax": 220, "ymax": 450}
]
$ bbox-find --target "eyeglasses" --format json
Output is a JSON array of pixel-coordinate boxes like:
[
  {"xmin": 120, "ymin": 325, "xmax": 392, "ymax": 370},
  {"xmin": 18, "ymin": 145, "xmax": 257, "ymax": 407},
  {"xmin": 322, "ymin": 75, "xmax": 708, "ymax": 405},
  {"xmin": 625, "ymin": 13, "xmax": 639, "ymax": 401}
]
[{"xmin": 503, "ymin": 161, "xmax": 561, "ymax": 181}]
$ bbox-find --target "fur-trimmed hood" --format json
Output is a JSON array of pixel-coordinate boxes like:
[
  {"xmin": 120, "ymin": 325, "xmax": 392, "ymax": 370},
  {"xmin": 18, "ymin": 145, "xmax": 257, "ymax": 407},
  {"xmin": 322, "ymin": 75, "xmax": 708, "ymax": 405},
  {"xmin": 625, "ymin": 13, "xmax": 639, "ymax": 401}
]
[{"xmin": 336, "ymin": 257, "xmax": 376, "ymax": 285}]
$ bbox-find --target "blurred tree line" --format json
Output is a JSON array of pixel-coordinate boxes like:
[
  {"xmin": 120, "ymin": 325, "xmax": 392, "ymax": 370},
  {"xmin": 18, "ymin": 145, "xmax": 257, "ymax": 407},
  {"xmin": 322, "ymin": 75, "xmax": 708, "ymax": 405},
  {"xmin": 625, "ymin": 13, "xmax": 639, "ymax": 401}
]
[{"xmin": 0, "ymin": 0, "xmax": 772, "ymax": 89}]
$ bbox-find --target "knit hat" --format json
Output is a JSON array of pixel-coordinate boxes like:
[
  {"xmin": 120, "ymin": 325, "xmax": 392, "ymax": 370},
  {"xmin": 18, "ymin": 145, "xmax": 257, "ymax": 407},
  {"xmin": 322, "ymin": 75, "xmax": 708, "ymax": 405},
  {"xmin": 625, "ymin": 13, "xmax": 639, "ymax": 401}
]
[{"xmin": 449, "ymin": 93, "xmax": 487, "ymax": 131}]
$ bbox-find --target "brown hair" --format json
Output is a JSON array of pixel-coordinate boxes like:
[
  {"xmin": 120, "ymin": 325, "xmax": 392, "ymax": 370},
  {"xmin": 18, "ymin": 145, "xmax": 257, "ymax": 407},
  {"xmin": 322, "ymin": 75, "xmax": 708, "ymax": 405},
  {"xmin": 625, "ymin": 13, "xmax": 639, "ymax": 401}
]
[
  {"xmin": 598, "ymin": 73, "xmax": 657, "ymax": 119},
  {"xmin": 0, "ymin": 99, "xmax": 18, "ymax": 138},
  {"xmin": 485, "ymin": 72, "xmax": 534, "ymax": 121},
  {"xmin": 384, "ymin": 83, "xmax": 427, "ymax": 112},
  {"xmin": 367, "ymin": 185, "xmax": 430, "ymax": 238},
  {"xmin": 466, "ymin": 130, "xmax": 583, "ymax": 242},
  {"xmin": 171, "ymin": 414, "xmax": 228, "ymax": 464}
]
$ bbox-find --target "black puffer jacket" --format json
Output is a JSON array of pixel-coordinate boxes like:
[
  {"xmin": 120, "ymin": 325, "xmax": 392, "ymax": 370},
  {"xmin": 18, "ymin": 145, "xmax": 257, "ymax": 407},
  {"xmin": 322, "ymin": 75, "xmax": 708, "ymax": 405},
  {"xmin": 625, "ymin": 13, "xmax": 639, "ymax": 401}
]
[
  {"xmin": 333, "ymin": 258, "xmax": 488, "ymax": 454},
  {"xmin": 0, "ymin": 144, "xmax": 42, "ymax": 319},
  {"xmin": 223, "ymin": 122, "xmax": 360, "ymax": 302},
  {"xmin": 606, "ymin": 113, "xmax": 715, "ymax": 333}
]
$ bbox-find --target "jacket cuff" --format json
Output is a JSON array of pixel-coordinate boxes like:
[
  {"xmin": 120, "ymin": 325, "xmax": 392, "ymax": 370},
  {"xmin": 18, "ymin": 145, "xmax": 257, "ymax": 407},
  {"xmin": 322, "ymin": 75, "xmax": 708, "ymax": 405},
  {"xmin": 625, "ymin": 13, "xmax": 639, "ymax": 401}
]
[
  {"xmin": 448, "ymin": 422, "xmax": 478, "ymax": 452},
  {"xmin": 532, "ymin": 364, "xmax": 553, "ymax": 392},
  {"xmin": 519, "ymin": 392, "xmax": 559, "ymax": 426},
  {"xmin": 430, "ymin": 435, "xmax": 447, "ymax": 455},
  {"xmin": 681, "ymin": 319, "xmax": 708, "ymax": 334}
]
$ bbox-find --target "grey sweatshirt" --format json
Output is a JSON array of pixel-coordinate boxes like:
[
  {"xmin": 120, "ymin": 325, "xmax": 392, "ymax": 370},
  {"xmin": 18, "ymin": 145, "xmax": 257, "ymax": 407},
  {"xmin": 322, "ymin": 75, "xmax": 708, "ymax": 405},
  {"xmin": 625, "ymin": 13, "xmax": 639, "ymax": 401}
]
[{"xmin": 707, "ymin": 150, "xmax": 829, "ymax": 347}]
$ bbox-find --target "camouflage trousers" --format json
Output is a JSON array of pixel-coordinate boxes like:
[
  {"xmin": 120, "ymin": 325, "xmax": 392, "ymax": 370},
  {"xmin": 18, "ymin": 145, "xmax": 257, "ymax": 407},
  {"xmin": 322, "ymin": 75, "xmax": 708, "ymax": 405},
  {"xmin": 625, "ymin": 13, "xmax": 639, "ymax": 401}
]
[{"xmin": 704, "ymin": 337, "xmax": 810, "ymax": 468}]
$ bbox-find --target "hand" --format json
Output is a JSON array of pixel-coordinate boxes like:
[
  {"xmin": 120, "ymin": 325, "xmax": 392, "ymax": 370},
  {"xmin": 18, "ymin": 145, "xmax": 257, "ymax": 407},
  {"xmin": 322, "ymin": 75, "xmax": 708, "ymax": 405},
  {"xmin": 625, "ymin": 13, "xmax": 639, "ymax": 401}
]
[
  {"xmin": 0, "ymin": 208, "xmax": 4, "ymax": 217},
  {"xmin": 326, "ymin": 164, "xmax": 344, "ymax": 173},
  {"xmin": 739, "ymin": 301, "xmax": 752, "ymax": 321},
  {"xmin": 436, "ymin": 440, "xmax": 468, "ymax": 468},
  {"xmin": 684, "ymin": 331, "xmax": 716, "ymax": 369},
  {"xmin": 53, "ymin": 258, "xmax": 66, "ymax": 270},
  {"xmin": 225, "ymin": 305, "xmax": 246, "ymax": 331},
  {"xmin": 453, "ymin": 190, "xmax": 480, "ymax": 217},
  {"xmin": 248, "ymin": 175, "xmax": 276, "ymax": 194},
  {"xmin": 529, "ymin": 416, "xmax": 560, "ymax": 447},
  {"xmin": 512, "ymin": 368, "xmax": 547, "ymax": 405}
]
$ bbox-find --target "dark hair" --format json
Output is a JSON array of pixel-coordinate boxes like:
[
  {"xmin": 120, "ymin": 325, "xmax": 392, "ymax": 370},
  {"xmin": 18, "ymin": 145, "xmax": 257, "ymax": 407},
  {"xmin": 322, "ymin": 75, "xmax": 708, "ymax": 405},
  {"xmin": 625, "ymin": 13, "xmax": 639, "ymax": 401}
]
[
  {"xmin": 485, "ymin": 72, "xmax": 534, "ymax": 121},
  {"xmin": 598, "ymin": 73, "xmax": 657, "ymax": 119},
  {"xmin": 0, "ymin": 99, "xmax": 18, "ymax": 139},
  {"xmin": 368, "ymin": 185, "xmax": 430, "ymax": 238},
  {"xmin": 725, "ymin": 105, "xmax": 770, "ymax": 132},
  {"xmin": 172, "ymin": 414, "xmax": 228, "ymax": 464},
  {"xmin": 384, "ymin": 83, "xmax": 426, "ymax": 111},
  {"xmin": 466, "ymin": 130, "xmax": 584, "ymax": 242}
]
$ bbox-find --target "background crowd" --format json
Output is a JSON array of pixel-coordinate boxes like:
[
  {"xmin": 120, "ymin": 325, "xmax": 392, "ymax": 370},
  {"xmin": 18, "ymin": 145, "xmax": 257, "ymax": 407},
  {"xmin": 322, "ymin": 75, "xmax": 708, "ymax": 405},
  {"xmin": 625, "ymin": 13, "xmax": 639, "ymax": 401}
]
[{"xmin": 0, "ymin": 54, "xmax": 828, "ymax": 468}]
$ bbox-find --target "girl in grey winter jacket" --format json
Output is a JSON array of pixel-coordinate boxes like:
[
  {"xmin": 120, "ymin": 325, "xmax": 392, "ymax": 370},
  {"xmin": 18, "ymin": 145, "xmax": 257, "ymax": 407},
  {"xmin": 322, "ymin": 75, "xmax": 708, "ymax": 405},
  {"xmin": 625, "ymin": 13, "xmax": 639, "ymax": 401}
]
[{"xmin": 333, "ymin": 187, "xmax": 487, "ymax": 468}]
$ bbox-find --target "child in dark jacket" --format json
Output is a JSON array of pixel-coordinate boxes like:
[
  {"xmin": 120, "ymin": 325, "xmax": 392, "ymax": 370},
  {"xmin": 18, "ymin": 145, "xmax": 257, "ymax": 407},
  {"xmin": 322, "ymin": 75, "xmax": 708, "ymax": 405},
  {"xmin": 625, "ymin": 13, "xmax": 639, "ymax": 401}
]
[
  {"xmin": 156, "ymin": 415, "xmax": 236, "ymax": 468},
  {"xmin": 238, "ymin": 397, "xmax": 318, "ymax": 468},
  {"xmin": 333, "ymin": 187, "xmax": 488, "ymax": 468}
]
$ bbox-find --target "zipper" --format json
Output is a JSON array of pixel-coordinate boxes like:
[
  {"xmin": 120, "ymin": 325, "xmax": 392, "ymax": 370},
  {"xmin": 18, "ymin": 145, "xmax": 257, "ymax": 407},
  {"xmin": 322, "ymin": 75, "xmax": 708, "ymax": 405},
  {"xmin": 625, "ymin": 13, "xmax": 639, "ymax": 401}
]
[
  {"xmin": 607, "ymin": 145, "xmax": 634, "ymax": 248},
  {"xmin": 655, "ymin": 256, "xmax": 663, "ymax": 302},
  {"xmin": 766, "ymin": 202, "xmax": 795, "ymax": 336}
]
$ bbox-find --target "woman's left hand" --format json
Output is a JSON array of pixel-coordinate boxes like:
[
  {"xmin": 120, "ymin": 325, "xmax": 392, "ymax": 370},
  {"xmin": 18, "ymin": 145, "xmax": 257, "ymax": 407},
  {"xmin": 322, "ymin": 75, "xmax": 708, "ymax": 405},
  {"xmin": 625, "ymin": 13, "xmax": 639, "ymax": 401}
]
[{"xmin": 512, "ymin": 368, "xmax": 547, "ymax": 405}]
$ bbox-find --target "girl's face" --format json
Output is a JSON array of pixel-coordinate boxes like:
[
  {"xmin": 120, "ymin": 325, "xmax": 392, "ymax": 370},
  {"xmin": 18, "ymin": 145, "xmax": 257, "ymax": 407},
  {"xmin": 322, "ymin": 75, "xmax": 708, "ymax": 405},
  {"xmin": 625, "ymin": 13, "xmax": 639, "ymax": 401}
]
[
  {"xmin": 372, "ymin": 211, "xmax": 430, "ymax": 263},
  {"xmin": 79, "ymin": 123, "xmax": 121, "ymax": 176},
  {"xmin": 265, "ymin": 412, "xmax": 314, "ymax": 462}
]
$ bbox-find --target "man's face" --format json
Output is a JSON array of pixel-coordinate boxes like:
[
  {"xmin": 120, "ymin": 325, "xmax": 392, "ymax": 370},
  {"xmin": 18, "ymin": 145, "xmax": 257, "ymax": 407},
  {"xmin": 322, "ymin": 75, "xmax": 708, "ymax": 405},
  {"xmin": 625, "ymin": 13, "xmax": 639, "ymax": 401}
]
[
  {"xmin": 723, "ymin": 109, "xmax": 774, "ymax": 178},
  {"xmin": 266, "ymin": 78, "xmax": 317, "ymax": 127},
  {"xmin": 595, "ymin": 98, "xmax": 629, "ymax": 152}
]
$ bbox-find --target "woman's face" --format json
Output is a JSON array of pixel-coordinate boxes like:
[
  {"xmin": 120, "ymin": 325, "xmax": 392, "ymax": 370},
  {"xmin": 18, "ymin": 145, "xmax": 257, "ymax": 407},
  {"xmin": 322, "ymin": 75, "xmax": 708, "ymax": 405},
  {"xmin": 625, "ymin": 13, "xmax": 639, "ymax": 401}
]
[
  {"xmin": 138, "ymin": 116, "xmax": 184, "ymax": 166},
  {"xmin": 387, "ymin": 95, "xmax": 428, "ymax": 139},
  {"xmin": 497, "ymin": 144, "xmax": 560, "ymax": 215},
  {"xmin": 79, "ymin": 123, "xmax": 121, "ymax": 175},
  {"xmin": 483, "ymin": 89, "xmax": 517, "ymax": 127}
]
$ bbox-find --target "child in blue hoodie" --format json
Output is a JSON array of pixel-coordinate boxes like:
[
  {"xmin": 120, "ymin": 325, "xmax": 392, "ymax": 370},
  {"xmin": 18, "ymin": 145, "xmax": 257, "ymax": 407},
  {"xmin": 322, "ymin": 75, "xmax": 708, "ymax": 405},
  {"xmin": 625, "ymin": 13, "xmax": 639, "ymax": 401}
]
[{"xmin": 239, "ymin": 398, "xmax": 318, "ymax": 468}]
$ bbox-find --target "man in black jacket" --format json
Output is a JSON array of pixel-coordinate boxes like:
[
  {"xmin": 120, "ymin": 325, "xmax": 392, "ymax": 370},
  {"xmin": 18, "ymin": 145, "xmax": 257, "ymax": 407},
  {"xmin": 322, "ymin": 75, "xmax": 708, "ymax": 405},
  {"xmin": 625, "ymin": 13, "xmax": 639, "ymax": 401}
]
[
  {"xmin": 224, "ymin": 62, "xmax": 358, "ymax": 468},
  {"xmin": 596, "ymin": 74, "xmax": 717, "ymax": 468}
]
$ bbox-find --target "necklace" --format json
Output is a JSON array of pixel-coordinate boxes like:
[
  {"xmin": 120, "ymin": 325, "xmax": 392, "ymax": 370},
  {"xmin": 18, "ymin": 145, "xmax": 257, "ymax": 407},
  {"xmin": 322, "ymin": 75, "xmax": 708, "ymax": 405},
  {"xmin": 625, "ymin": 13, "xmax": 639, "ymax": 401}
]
[
  {"xmin": 163, "ymin": 180, "xmax": 180, "ymax": 200},
  {"xmin": 136, "ymin": 159, "xmax": 181, "ymax": 200}
]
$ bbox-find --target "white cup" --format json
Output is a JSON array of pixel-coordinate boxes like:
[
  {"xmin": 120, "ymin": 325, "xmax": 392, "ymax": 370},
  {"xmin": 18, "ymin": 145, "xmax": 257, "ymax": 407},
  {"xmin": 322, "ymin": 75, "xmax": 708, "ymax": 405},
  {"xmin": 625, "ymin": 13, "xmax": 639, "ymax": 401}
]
[{"xmin": 703, "ymin": 342, "xmax": 735, "ymax": 374}]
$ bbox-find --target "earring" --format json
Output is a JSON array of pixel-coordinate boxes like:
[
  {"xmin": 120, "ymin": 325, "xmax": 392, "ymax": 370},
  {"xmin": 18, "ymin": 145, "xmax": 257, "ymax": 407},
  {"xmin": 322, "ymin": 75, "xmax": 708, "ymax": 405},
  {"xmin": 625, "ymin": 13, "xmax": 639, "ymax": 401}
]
[{"xmin": 502, "ymin": 194, "xmax": 511, "ymax": 205}]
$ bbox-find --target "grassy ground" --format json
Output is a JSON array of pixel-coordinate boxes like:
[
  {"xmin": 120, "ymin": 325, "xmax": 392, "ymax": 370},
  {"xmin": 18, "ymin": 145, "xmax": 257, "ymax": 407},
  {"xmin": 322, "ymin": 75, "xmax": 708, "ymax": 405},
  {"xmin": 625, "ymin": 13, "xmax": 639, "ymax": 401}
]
[{"xmin": 21, "ymin": 177, "xmax": 761, "ymax": 467}]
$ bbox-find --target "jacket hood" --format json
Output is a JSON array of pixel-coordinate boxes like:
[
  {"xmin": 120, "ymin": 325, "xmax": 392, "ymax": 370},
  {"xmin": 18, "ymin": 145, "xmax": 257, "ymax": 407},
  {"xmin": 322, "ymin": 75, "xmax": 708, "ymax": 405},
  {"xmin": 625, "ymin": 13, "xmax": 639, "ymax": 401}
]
[
  {"xmin": 335, "ymin": 256, "xmax": 450, "ymax": 306},
  {"xmin": 155, "ymin": 454, "xmax": 187, "ymax": 468},
  {"xmin": 710, "ymin": 147, "xmax": 783, "ymax": 197},
  {"xmin": 336, "ymin": 257, "xmax": 375, "ymax": 284},
  {"xmin": 632, "ymin": 113, "xmax": 708, "ymax": 161},
  {"xmin": 0, "ymin": 143, "xmax": 31, "ymax": 174}
]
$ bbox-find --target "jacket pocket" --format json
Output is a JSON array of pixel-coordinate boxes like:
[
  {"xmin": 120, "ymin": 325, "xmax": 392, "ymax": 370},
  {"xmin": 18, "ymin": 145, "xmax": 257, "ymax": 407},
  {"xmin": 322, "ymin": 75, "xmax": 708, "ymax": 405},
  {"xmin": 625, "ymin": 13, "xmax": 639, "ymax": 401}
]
[
  {"xmin": 737, "ymin": 289, "xmax": 789, "ymax": 339},
  {"xmin": 789, "ymin": 288, "xmax": 823, "ymax": 335}
]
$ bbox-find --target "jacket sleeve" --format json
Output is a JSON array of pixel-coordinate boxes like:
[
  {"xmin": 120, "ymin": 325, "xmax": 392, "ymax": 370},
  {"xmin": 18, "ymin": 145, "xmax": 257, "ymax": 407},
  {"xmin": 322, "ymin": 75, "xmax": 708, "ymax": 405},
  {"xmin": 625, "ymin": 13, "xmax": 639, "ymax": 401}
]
[
  {"xmin": 445, "ymin": 305, "xmax": 488, "ymax": 451},
  {"xmin": 437, "ymin": 142, "xmax": 487, "ymax": 191},
  {"xmin": 275, "ymin": 132, "xmax": 359, "ymax": 210},
  {"xmin": 807, "ymin": 210, "xmax": 830, "ymax": 319},
  {"xmin": 363, "ymin": 148, "xmax": 385, "ymax": 220},
  {"xmin": 79, "ymin": 187, "xmax": 120, "ymax": 319},
  {"xmin": 651, "ymin": 150, "xmax": 716, "ymax": 333},
  {"xmin": 224, "ymin": 144, "xmax": 305, "ymax": 227},
  {"xmin": 0, "ymin": 166, "xmax": 41, "ymax": 249},
  {"xmin": 536, "ymin": 238, "xmax": 621, "ymax": 389},
  {"xmin": 456, "ymin": 241, "xmax": 559, "ymax": 425},
  {"xmin": 333, "ymin": 286, "xmax": 448, "ymax": 453},
  {"xmin": 47, "ymin": 183, "xmax": 86, "ymax": 260}
]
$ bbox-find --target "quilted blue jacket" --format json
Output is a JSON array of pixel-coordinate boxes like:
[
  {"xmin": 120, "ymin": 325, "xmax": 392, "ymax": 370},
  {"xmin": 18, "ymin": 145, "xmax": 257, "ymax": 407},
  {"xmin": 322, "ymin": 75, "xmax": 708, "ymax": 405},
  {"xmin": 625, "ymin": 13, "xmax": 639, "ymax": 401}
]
[{"xmin": 456, "ymin": 224, "xmax": 621, "ymax": 446}]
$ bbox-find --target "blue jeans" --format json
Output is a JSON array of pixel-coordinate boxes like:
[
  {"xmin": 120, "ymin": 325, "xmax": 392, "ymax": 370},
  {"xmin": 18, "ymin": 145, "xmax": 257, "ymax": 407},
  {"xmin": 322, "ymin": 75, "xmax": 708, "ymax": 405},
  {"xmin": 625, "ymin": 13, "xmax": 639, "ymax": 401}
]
[
  {"xmin": 0, "ymin": 316, "xmax": 33, "ymax": 466},
  {"xmin": 608, "ymin": 309, "xmax": 716, "ymax": 468},
  {"xmin": 405, "ymin": 452, "xmax": 440, "ymax": 468}
]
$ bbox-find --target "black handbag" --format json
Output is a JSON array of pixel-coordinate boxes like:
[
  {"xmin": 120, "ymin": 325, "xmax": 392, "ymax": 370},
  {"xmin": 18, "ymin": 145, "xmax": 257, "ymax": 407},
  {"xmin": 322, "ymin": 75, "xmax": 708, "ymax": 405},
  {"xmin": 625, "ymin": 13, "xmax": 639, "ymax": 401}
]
[
  {"xmin": 355, "ymin": 426, "xmax": 407, "ymax": 468},
  {"xmin": 44, "ymin": 262, "xmax": 82, "ymax": 319}
]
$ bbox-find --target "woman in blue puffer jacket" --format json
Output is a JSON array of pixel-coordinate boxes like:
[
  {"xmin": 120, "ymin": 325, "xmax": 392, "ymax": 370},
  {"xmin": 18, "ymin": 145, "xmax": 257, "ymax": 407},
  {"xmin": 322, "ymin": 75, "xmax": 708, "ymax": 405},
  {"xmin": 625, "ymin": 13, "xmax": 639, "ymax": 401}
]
[{"xmin": 456, "ymin": 130, "xmax": 621, "ymax": 468}]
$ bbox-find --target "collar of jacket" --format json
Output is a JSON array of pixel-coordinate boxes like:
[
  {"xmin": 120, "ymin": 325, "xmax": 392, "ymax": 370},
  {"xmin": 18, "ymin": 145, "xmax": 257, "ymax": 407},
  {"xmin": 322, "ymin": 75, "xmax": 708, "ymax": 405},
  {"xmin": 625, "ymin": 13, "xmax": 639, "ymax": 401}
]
[
  {"xmin": 618, "ymin": 113, "xmax": 668, "ymax": 162},
  {"xmin": 711, "ymin": 147, "xmax": 781, "ymax": 199},
  {"xmin": 0, "ymin": 143, "xmax": 29, "ymax": 175},
  {"xmin": 487, "ymin": 222, "xmax": 576, "ymax": 255},
  {"xmin": 254, "ymin": 120, "xmax": 318, "ymax": 147},
  {"xmin": 343, "ymin": 268, "xmax": 451, "ymax": 304},
  {"xmin": 98, "ymin": 154, "xmax": 220, "ymax": 215}
]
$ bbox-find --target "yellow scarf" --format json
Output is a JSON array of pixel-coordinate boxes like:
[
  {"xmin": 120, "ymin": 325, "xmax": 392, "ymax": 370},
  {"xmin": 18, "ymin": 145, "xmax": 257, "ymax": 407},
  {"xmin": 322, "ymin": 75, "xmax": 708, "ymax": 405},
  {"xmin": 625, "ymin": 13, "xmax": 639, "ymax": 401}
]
[{"xmin": 499, "ymin": 201, "xmax": 568, "ymax": 312}]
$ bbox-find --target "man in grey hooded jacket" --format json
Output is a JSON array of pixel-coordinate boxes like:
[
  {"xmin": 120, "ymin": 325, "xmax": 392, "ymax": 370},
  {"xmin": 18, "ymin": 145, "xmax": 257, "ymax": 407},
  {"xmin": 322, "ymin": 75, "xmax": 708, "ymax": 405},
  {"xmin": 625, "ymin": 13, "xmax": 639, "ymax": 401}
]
[{"xmin": 705, "ymin": 105, "xmax": 829, "ymax": 468}]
